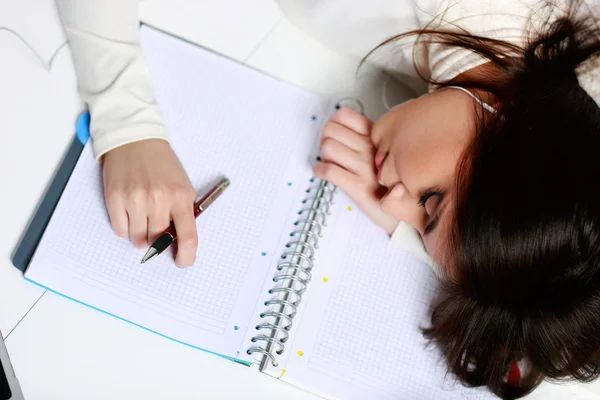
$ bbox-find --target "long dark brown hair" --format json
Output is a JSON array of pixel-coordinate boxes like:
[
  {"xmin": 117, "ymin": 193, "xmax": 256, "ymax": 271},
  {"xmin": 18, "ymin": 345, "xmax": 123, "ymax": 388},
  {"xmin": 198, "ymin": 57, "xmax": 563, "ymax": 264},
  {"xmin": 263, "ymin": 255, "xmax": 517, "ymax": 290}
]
[{"xmin": 365, "ymin": 0, "xmax": 600, "ymax": 398}]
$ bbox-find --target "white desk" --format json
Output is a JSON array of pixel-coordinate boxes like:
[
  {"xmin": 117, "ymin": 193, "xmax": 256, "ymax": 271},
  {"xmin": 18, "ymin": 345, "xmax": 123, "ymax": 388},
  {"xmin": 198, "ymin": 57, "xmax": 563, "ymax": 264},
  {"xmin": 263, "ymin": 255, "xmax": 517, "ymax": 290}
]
[{"xmin": 1, "ymin": 1, "xmax": 600, "ymax": 399}]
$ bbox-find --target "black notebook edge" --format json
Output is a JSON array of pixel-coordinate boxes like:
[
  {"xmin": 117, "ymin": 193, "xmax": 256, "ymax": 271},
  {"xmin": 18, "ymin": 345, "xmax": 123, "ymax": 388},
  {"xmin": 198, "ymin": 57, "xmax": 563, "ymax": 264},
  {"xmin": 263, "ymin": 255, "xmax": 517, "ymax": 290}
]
[{"xmin": 11, "ymin": 111, "xmax": 90, "ymax": 273}]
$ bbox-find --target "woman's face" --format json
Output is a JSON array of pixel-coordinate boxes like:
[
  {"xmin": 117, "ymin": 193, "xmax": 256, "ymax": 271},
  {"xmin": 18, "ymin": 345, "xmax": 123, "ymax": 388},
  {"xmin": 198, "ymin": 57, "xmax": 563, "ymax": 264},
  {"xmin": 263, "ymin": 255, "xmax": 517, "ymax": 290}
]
[{"xmin": 371, "ymin": 88, "xmax": 478, "ymax": 270}]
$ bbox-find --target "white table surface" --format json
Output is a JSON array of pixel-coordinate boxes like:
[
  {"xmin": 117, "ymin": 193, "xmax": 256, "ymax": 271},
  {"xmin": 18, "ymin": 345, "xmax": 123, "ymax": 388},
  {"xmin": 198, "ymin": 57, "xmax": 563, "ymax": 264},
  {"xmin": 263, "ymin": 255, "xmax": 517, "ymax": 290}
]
[{"xmin": 1, "ymin": 1, "xmax": 600, "ymax": 399}]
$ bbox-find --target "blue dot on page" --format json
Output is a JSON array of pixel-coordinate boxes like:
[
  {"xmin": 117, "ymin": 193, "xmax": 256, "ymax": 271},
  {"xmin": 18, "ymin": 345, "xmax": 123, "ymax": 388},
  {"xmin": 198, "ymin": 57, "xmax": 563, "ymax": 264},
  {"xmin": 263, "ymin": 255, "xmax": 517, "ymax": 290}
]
[
  {"xmin": 261, "ymin": 252, "xmax": 267, "ymax": 256},
  {"xmin": 234, "ymin": 326, "xmax": 239, "ymax": 330}
]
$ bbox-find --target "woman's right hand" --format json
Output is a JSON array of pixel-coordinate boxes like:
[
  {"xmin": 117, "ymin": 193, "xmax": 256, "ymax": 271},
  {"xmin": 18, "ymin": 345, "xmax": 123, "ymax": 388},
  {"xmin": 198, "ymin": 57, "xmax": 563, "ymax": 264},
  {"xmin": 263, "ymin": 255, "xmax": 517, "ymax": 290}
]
[
  {"xmin": 313, "ymin": 107, "xmax": 399, "ymax": 235},
  {"xmin": 101, "ymin": 139, "xmax": 198, "ymax": 267}
]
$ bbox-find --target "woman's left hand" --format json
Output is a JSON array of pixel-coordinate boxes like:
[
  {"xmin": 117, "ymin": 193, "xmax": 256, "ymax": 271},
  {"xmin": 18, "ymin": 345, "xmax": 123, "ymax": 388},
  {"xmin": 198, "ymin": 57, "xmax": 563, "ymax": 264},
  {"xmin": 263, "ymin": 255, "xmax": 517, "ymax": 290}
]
[{"xmin": 313, "ymin": 107, "xmax": 399, "ymax": 235}]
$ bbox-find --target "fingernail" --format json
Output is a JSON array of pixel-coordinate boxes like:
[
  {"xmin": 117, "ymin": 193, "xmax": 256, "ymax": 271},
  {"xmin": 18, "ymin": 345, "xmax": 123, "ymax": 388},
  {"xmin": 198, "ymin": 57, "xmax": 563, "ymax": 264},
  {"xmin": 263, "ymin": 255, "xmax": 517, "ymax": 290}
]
[{"xmin": 176, "ymin": 258, "xmax": 194, "ymax": 268}]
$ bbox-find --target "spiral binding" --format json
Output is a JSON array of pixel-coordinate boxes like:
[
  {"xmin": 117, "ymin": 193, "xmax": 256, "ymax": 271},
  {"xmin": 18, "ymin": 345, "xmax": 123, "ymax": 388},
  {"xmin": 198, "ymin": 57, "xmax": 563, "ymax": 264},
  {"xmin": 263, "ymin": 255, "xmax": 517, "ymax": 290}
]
[{"xmin": 246, "ymin": 177, "xmax": 336, "ymax": 371}]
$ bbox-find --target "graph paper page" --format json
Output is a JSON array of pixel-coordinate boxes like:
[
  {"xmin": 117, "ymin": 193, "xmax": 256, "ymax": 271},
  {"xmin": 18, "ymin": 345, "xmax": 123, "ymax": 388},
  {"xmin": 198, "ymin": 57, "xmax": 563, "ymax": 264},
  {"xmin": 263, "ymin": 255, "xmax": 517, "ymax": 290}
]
[
  {"xmin": 261, "ymin": 191, "xmax": 496, "ymax": 399},
  {"xmin": 25, "ymin": 25, "xmax": 334, "ymax": 363}
]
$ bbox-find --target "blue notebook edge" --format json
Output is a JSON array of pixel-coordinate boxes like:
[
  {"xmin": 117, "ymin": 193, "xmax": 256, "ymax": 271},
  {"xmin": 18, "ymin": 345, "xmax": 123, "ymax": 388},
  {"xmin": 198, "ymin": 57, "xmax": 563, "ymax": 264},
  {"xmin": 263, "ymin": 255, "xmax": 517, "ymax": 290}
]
[
  {"xmin": 11, "ymin": 111, "xmax": 90, "ymax": 273},
  {"xmin": 24, "ymin": 277, "xmax": 251, "ymax": 366},
  {"xmin": 10, "ymin": 111, "xmax": 252, "ymax": 367}
]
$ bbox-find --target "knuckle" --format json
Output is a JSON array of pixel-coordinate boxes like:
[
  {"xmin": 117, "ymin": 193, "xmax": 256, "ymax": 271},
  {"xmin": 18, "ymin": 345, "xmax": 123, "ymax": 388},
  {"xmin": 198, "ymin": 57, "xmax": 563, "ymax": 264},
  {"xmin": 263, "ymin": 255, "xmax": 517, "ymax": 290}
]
[
  {"xmin": 104, "ymin": 186, "xmax": 126, "ymax": 205},
  {"xmin": 147, "ymin": 185, "xmax": 168, "ymax": 208},
  {"xmin": 179, "ymin": 234, "xmax": 198, "ymax": 249},
  {"xmin": 154, "ymin": 183, "xmax": 170, "ymax": 199},
  {"xmin": 320, "ymin": 138, "xmax": 337, "ymax": 158},
  {"xmin": 171, "ymin": 184, "xmax": 193, "ymax": 203},
  {"xmin": 322, "ymin": 121, "xmax": 338, "ymax": 138},
  {"xmin": 124, "ymin": 185, "xmax": 149, "ymax": 206},
  {"xmin": 142, "ymin": 184, "xmax": 159, "ymax": 200}
]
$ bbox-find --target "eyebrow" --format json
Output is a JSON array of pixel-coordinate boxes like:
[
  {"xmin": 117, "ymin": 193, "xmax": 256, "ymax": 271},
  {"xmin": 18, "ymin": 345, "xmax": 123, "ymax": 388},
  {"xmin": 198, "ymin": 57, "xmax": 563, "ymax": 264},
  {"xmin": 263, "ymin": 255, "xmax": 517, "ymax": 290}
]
[{"xmin": 424, "ymin": 200, "xmax": 448, "ymax": 236}]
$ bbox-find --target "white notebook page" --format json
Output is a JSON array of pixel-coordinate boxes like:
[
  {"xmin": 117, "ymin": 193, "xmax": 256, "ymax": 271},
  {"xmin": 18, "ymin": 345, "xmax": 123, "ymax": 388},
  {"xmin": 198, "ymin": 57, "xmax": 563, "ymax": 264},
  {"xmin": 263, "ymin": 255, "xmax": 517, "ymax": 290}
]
[
  {"xmin": 260, "ymin": 192, "xmax": 496, "ymax": 399},
  {"xmin": 25, "ymin": 25, "xmax": 336, "ymax": 363}
]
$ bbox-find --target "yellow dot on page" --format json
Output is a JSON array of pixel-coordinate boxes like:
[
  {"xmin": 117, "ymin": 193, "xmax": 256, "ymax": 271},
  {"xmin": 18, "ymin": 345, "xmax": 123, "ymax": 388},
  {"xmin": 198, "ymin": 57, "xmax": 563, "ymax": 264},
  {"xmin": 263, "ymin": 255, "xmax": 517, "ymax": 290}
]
[
  {"xmin": 347, "ymin": 205, "xmax": 353, "ymax": 211},
  {"xmin": 297, "ymin": 350, "xmax": 304, "ymax": 356},
  {"xmin": 323, "ymin": 277, "xmax": 329, "ymax": 282}
]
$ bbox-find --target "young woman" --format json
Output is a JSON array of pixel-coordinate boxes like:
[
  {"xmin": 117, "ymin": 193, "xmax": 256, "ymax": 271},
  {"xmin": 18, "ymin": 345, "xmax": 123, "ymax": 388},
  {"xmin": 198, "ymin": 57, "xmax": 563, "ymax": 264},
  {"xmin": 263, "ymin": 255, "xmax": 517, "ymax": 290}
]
[
  {"xmin": 55, "ymin": 0, "xmax": 600, "ymax": 397},
  {"xmin": 312, "ymin": 1, "xmax": 600, "ymax": 398}
]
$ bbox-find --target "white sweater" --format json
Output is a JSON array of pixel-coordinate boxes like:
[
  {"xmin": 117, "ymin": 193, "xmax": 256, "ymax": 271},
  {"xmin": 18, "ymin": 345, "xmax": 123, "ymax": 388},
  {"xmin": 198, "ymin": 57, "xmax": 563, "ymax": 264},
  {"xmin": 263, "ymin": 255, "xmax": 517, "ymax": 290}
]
[
  {"xmin": 53, "ymin": 0, "xmax": 599, "ymax": 160},
  {"xmin": 53, "ymin": 0, "xmax": 599, "ymax": 265}
]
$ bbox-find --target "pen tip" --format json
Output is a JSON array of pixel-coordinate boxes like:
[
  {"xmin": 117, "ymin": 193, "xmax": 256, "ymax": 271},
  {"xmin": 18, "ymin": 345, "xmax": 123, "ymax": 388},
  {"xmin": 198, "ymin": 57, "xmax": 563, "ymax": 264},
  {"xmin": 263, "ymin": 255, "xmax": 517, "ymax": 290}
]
[{"xmin": 141, "ymin": 247, "xmax": 158, "ymax": 264}]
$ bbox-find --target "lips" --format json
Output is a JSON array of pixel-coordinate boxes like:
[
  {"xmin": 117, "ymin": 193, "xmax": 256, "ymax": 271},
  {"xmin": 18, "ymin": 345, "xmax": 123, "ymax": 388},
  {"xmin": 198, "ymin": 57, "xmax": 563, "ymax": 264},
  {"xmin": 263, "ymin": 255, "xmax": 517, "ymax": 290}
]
[
  {"xmin": 375, "ymin": 151, "xmax": 387, "ymax": 170},
  {"xmin": 375, "ymin": 151, "xmax": 387, "ymax": 183}
]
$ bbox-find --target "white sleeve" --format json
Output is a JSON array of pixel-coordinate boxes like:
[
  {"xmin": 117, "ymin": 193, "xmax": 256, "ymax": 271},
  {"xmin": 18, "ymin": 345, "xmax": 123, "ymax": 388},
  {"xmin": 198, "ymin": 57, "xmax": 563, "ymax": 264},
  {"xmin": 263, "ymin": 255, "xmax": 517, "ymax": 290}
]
[
  {"xmin": 575, "ymin": 1, "xmax": 600, "ymax": 107},
  {"xmin": 389, "ymin": 222, "xmax": 433, "ymax": 264},
  {"xmin": 390, "ymin": 223, "xmax": 448, "ymax": 278},
  {"xmin": 422, "ymin": 0, "xmax": 600, "ymax": 110},
  {"xmin": 420, "ymin": 0, "xmax": 538, "ymax": 84},
  {"xmin": 55, "ymin": 0, "xmax": 169, "ymax": 160}
]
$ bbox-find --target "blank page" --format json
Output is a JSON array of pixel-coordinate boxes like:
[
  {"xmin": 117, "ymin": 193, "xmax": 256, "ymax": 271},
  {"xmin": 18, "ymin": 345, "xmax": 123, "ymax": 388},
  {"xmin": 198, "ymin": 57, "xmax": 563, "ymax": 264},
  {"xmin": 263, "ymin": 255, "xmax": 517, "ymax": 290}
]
[
  {"xmin": 261, "ymin": 191, "xmax": 496, "ymax": 399},
  {"xmin": 25, "ymin": 25, "xmax": 335, "ymax": 363}
]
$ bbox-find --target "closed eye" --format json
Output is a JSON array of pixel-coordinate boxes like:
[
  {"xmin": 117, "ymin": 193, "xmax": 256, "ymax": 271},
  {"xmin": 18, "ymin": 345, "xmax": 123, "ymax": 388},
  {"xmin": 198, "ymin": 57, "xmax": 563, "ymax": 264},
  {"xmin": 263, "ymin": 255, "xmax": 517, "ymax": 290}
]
[{"xmin": 418, "ymin": 189, "xmax": 445, "ymax": 235}]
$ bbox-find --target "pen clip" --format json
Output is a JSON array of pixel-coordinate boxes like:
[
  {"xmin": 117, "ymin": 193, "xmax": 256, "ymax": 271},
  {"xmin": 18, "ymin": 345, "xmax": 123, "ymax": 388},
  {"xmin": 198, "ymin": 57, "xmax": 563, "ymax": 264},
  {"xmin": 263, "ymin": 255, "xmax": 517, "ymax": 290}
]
[{"xmin": 196, "ymin": 178, "xmax": 230, "ymax": 213}]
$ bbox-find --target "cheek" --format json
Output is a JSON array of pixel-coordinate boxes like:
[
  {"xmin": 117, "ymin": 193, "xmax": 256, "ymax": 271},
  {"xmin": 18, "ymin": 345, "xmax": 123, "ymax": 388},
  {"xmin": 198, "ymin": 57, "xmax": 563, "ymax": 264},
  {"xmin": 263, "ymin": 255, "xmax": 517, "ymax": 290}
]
[
  {"xmin": 398, "ymin": 135, "xmax": 460, "ymax": 179},
  {"xmin": 422, "ymin": 235, "xmax": 456, "ymax": 281},
  {"xmin": 422, "ymin": 235, "xmax": 443, "ymax": 265},
  {"xmin": 421, "ymin": 211, "xmax": 456, "ymax": 279},
  {"xmin": 371, "ymin": 106, "xmax": 407, "ymax": 147}
]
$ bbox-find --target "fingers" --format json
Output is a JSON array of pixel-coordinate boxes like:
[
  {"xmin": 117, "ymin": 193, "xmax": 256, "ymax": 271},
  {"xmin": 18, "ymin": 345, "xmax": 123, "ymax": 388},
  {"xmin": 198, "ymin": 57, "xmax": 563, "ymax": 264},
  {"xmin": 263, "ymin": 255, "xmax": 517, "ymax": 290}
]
[
  {"xmin": 101, "ymin": 140, "xmax": 200, "ymax": 268},
  {"xmin": 321, "ymin": 121, "xmax": 372, "ymax": 154},
  {"xmin": 330, "ymin": 107, "xmax": 373, "ymax": 136},
  {"xmin": 171, "ymin": 188, "xmax": 199, "ymax": 267},
  {"xmin": 320, "ymin": 137, "xmax": 375, "ymax": 180},
  {"xmin": 105, "ymin": 191, "xmax": 129, "ymax": 238},
  {"xmin": 127, "ymin": 205, "xmax": 149, "ymax": 249},
  {"xmin": 105, "ymin": 184, "xmax": 196, "ymax": 268},
  {"xmin": 314, "ymin": 162, "xmax": 362, "ymax": 194},
  {"xmin": 105, "ymin": 186, "xmax": 149, "ymax": 248},
  {"xmin": 315, "ymin": 108, "xmax": 400, "ymax": 235},
  {"xmin": 320, "ymin": 107, "xmax": 375, "ymax": 177},
  {"xmin": 314, "ymin": 161, "xmax": 399, "ymax": 236},
  {"xmin": 148, "ymin": 195, "xmax": 171, "ymax": 244}
]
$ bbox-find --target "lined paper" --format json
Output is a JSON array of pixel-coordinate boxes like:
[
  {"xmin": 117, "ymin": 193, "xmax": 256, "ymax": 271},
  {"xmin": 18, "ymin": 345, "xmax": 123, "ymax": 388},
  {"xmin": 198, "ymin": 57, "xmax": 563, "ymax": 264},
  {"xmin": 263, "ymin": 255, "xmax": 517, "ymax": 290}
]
[{"xmin": 25, "ymin": 25, "xmax": 334, "ymax": 362}]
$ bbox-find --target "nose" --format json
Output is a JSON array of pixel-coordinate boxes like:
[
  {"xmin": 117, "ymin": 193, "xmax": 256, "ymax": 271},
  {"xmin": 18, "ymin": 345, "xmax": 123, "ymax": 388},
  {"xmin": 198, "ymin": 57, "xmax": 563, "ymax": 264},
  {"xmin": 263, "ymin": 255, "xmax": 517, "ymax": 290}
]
[{"xmin": 380, "ymin": 184, "xmax": 426, "ymax": 234}]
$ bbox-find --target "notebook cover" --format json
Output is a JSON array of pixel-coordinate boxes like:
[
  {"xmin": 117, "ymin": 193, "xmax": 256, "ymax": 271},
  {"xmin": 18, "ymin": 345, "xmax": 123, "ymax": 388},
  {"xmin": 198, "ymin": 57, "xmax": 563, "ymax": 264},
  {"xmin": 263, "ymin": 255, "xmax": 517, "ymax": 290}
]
[{"xmin": 11, "ymin": 111, "xmax": 90, "ymax": 273}]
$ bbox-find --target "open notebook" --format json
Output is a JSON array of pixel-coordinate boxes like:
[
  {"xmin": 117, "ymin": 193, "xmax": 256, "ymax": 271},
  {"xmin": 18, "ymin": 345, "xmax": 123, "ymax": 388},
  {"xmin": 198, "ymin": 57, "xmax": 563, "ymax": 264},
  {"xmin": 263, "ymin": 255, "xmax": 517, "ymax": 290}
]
[{"xmin": 23, "ymin": 25, "xmax": 494, "ymax": 399}]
